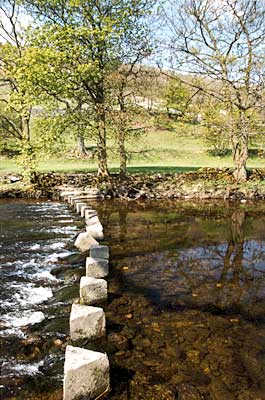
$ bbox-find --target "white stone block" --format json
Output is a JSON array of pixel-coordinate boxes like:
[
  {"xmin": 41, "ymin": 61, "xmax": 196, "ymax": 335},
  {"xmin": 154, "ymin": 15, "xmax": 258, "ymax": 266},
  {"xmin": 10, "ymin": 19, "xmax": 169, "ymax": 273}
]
[
  {"xmin": 74, "ymin": 232, "xmax": 98, "ymax": 252},
  {"xmin": 86, "ymin": 215, "xmax": 101, "ymax": 226},
  {"xmin": 90, "ymin": 245, "xmax": 109, "ymax": 260},
  {"xmin": 81, "ymin": 205, "xmax": 91, "ymax": 218},
  {"xmin": 84, "ymin": 210, "xmax": 98, "ymax": 221},
  {"xmin": 80, "ymin": 276, "xmax": 107, "ymax": 304},
  {"xmin": 70, "ymin": 304, "xmax": 105, "ymax": 340},
  {"xmin": 61, "ymin": 191, "xmax": 78, "ymax": 200},
  {"xmin": 63, "ymin": 345, "xmax": 109, "ymax": 400},
  {"xmin": 76, "ymin": 202, "xmax": 88, "ymax": 214},
  {"xmin": 86, "ymin": 257, "xmax": 109, "ymax": 278},
  {"xmin": 86, "ymin": 225, "xmax": 104, "ymax": 241},
  {"xmin": 67, "ymin": 195, "xmax": 76, "ymax": 204},
  {"xmin": 69, "ymin": 195, "xmax": 85, "ymax": 205}
]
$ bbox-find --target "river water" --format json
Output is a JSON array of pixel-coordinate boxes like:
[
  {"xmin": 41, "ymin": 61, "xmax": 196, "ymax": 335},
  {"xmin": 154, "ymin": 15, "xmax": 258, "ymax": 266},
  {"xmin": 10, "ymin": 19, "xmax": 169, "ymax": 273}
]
[{"xmin": 1, "ymin": 199, "xmax": 265, "ymax": 399}]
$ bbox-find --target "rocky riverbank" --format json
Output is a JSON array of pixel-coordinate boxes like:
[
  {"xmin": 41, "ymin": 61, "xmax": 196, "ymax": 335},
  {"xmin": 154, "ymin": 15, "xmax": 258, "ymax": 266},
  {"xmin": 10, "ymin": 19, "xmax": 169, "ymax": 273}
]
[{"xmin": 1, "ymin": 167, "xmax": 265, "ymax": 200}]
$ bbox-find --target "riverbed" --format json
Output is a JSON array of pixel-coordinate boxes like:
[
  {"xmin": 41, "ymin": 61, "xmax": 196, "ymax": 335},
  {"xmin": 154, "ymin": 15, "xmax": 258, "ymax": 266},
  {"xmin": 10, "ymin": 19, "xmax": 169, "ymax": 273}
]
[{"xmin": 1, "ymin": 199, "xmax": 265, "ymax": 399}]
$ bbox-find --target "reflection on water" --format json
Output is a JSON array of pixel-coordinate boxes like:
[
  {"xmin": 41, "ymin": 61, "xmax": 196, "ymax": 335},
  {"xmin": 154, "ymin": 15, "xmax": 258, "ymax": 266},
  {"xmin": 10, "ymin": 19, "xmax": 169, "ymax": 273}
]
[
  {"xmin": 95, "ymin": 201, "xmax": 265, "ymax": 400},
  {"xmin": 1, "ymin": 199, "xmax": 265, "ymax": 400}
]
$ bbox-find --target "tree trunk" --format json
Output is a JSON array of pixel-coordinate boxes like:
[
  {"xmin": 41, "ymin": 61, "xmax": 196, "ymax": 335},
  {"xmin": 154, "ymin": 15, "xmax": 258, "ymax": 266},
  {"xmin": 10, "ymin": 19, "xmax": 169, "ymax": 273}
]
[
  {"xmin": 96, "ymin": 104, "xmax": 109, "ymax": 177},
  {"xmin": 76, "ymin": 134, "xmax": 87, "ymax": 158},
  {"xmin": 119, "ymin": 126, "xmax": 127, "ymax": 178},
  {"xmin": 232, "ymin": 114, "xmax": 249, "ymax": 182},
  {"xmin": 22, "ymin": 116, "xmax": 30, "ymax": 142}
]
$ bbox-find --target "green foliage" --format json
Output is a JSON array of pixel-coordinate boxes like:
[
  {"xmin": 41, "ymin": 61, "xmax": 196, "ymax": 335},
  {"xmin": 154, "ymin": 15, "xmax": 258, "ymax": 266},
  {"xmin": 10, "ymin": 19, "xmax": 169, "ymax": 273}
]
[
  {"xmin": 203, "ymin": 105, "xmax": 231, "ymax": 156},
  {"xmin": 165, "ymin": 78, "xmax": 191, "ymax": 118},
  {"xmin": 16, "ymin": 136, "xmax": 37, "ymax": 181}
]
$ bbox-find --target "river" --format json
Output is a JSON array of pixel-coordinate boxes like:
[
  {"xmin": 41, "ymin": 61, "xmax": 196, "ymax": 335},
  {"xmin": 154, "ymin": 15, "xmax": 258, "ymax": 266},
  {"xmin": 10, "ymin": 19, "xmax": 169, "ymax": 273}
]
[{"xmin": 1, "ymin": 199, "xmax": 265, "ymax": 399}]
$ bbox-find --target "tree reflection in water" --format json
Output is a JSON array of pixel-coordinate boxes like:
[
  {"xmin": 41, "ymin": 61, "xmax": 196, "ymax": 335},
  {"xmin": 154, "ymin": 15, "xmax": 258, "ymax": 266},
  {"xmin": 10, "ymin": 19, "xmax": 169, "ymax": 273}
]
[{"xmin": 96, "ymin": 201, "xmax": 265, "ymax": 399}]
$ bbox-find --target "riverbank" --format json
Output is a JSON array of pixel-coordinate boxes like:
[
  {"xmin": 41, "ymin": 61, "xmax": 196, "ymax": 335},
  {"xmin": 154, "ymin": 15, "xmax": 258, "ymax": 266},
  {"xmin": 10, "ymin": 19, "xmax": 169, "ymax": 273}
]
[{"xmin": 1, "ymin": 167, "xmax": 265, "ymax": 200}]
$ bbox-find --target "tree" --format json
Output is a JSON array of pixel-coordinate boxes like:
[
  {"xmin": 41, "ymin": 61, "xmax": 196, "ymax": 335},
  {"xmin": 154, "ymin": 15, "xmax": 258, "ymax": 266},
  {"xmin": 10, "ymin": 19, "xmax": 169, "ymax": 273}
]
[
  {"xmin": 164, "ymin": 76, "xmax": 191, "ymax": 118},
  {"xmin": 110, "ymin": 65, "xmax": 149, "ymax": 177},
  {"xmin": 0, "ymin": 0, "xmax": 36, "ymax": 179},
  {"xmin": 23, "ymin": 0, "xmax": 154, "ymax": 177},
  {"xmin": 161, "ymin": 0, "xmax": 265, "ymax": 181}
]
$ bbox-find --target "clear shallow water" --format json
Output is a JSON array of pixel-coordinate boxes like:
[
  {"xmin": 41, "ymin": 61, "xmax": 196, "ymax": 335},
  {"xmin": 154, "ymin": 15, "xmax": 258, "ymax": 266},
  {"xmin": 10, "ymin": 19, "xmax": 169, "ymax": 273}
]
[
  {"xmin": 1, "ymin": 199, "xmax": 265, "ymax": 400},
  {"xmin": 96, "ymin": 200, "xmax": 265, "ymax": 400}
]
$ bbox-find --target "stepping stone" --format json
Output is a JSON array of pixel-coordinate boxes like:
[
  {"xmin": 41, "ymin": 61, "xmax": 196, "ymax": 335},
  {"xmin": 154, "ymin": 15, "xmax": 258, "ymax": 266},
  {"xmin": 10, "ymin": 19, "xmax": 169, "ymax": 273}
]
[
  {"xmin": 63, "ymin": 345, "xmax": 109, "ymax": 400},
  {"xmin": 84, "ymin": 209, "xmax": 98, "ymax": 219},
  {"xmin": 74, "ymin": 232, "xmax": 98, "ymax": 252},
  {"xmin": 86, "ymin": 215, "xmax": 101, "ymax": 226},
  {"xmin": 86, "ymin": 257, "xmax": 109, "ymax": 278},
  {"xmin": 86, "ymin": 224, "xmax": 104, "ymax": 241},
  {"xmin": 90, "ymin": 245, "xmax": 109, "ymax": 260},
  {"xmin": 70, "ymin": 304, "xmax": 105, "ymax": 340},
  {"xmin": 80, "ymin": 276, "xmax": 107, "ymax": 305},
  {"xmin": 76, "ymin": 202, "xmax": 89, "ymax": 214}
]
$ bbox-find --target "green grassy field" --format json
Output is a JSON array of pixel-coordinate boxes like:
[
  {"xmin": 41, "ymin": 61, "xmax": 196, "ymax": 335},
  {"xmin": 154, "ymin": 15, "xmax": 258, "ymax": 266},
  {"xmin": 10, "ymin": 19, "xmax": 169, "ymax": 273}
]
[{"xmin": 1, "ymin": 122, "xmax": 265, "ymax": 174}]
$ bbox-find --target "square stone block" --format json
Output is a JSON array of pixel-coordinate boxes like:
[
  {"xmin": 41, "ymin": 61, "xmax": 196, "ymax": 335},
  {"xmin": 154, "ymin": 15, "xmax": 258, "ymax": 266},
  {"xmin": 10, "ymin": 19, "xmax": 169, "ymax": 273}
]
[
  {"xmin": 86, "ymin": 224, "xmax": 104, "ymax": 241},
  {"xmin": 84, "ymin": 209, "xmax": 98, "ymax": 220},
  {"xmin": 81, "ymin": 205, "xmax": 92, "ymax": 217},
  {"xmin": 86, "ymin": 215, "xmax": 101, "ymax": 226},
  {"xmin": 80, "ymin": 276, "xmax": 107, "ymax": 305},
  {"xmin": 76, "ymin": 202, "xmax": 89, "ymax": 214},
  {"xmin": 90, "ymin": 245, "xmax": 109, "ymax": 260},
  {"xmin": 74, "ymin": 232, "xmax": 98, "ymax": 252},
  {"xmin": 86, "ymin": 257, "xmax": 109, "ymax": 278},
  {"xmin": 70, "ymin": 304, "xmax": 105, "ymax": 340},
  {"xmin": 63, "ymin": 345, "xmax": 109, "ymax": 400}
]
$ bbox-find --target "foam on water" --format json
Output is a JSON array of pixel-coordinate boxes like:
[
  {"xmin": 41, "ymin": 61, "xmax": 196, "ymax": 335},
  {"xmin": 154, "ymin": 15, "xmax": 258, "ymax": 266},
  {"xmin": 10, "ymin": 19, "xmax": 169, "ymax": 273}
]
[
  {"xmin": 46, "ymin": 241, "xmax": 66, "ymax": 250},
  {"xmin": 12, "ymin": 285, "xmax": 53, "ymax": 307},
  {"xmin": 3, "ymin": 311, "xmax": 45, "ymax": 327},
  {"xmin": 43, "ymin": 225, "xmax": 79, "ymax": 234},
  {"xmin": 1, "ymin": 360, "xmax": 44, "ymax": 377},
  {"xmin": 0, "ymin": 327, "xmax": 26, "ymax": 338},
  {"xmin": 32, "ymin": 270, "xmax": 59, "ymax": 282},
  {"xmin": 30, "ymin": 243, "xmax": 41, "ymax": 250},
  {"xmin": 44, "ymin": 250, "xmax": 71, "ymax": 263}
]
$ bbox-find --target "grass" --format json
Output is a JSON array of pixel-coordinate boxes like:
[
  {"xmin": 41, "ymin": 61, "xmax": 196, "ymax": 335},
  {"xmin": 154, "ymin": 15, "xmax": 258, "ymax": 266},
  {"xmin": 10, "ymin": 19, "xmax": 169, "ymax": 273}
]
[{"xmin": 1, "ymin": 120, "xmax": 265, "ymax": 174}]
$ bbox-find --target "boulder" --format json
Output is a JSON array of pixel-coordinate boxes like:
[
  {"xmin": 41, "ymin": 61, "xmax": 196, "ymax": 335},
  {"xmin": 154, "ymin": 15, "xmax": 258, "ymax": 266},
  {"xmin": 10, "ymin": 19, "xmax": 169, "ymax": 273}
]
[
  {"xmin": 70, "ymin": 304, "xmax": 105, "ymax": 340},
  {"xmin": 86, "ymin": 225, "xmax": 104, "ymax": 241},
  {"xmin": 63, "ymin": 345, "xmax": 109, "ymax": 400},
  {"xmin": 80, "ymin": 276, "xmax": 107, "ymax": 304},
  {"xmin": 90, "ymin": 245, "xmax": 109, "ymax": 260},
  {"xmin": 86, "ymin": 257, "xmax": 109, "ymax": 278},
  {"xmin": 74, "ymin": 232, "xmax": 98, "ymax": 252}
]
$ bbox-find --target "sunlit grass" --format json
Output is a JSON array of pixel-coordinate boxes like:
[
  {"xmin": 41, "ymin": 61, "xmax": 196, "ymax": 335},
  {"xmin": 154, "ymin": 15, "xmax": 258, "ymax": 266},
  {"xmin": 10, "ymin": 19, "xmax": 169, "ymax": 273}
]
[{"xmin": 1, "ymin": 121, "xmax": 265, "ymax": 174}]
